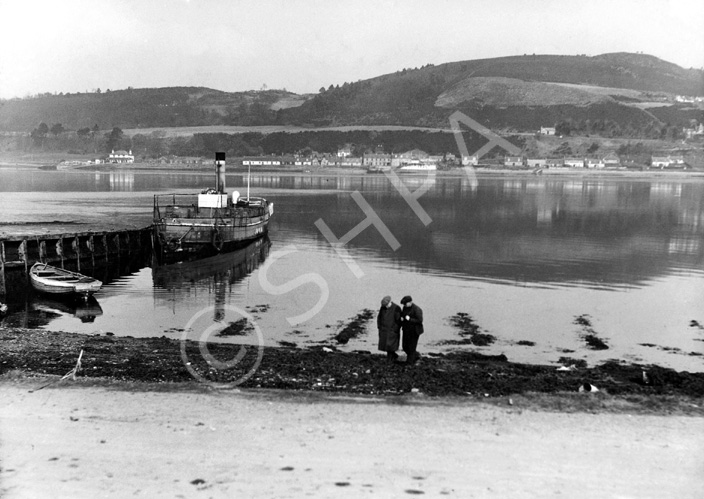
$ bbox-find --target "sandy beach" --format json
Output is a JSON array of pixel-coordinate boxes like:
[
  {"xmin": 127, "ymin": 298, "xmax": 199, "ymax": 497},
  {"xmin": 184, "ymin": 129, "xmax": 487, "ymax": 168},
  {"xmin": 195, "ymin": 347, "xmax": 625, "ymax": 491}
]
[
  {"xmin": 1, "ymin": 327, "xmax": 704, "ymax": 497},
  {"xmin": 1, "ymin": 377, "xmax": 703, "ymax": 499}
]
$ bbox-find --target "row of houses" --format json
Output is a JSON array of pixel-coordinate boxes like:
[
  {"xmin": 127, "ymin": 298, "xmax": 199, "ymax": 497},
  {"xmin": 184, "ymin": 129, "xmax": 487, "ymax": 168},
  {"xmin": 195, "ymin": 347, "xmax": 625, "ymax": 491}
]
[
  {"xmin": 500, "ymin": 153, "xmax": 687, "ymax": 169},
  {"xmin": 502, "ymin": 153, "xmax": 621, "ymax": 169}
]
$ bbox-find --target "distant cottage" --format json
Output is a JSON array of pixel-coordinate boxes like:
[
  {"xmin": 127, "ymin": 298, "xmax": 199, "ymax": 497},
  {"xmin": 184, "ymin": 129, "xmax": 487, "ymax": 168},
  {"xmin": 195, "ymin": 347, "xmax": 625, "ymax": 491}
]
[
  {"xmin": 108, "ymin": 149, "xmax": 134, "ymax": 164},
  {"xmin": 504, "ymin": 156, "xmax": 524, "ymax": 167}
]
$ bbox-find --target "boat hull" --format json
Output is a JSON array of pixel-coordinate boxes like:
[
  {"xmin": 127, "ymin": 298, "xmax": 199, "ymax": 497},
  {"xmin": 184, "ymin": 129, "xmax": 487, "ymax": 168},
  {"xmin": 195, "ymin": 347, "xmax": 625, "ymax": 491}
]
[{"xmin": 153, "ymin": 194, "xmax": 273, "ymax": 264}]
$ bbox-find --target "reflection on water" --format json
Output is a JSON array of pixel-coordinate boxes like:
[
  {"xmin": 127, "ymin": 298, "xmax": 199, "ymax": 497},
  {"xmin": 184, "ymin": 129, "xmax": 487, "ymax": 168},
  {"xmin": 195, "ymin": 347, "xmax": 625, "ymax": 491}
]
[
  {"xmin": 152, "ymin": 236, "xmax": 271, "ymax": 322},
  {"xmin": 273, "ymin": 175, "xmax": 704, "ymax": 289},
  {"xmin": 1, "ymin": 169, "xmax": 703, "ymax": 371},
  {"xmin": 4, "ymin": 295, "xmax": 103, "ymax": 328}
]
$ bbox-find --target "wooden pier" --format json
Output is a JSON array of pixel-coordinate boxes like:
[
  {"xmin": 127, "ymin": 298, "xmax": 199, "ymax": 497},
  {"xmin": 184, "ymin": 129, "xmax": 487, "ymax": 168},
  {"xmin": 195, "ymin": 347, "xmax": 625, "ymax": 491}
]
[{"xmin": 0, "ymin": 227, "xmax": 152, "ymax": 300}]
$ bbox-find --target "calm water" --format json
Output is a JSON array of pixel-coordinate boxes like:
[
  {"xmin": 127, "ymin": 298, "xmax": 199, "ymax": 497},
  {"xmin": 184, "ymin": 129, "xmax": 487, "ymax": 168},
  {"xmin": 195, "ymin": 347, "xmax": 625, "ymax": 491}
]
[{"xmin": 1, "ymin": 168, "xmax": 703, "ymax": 372}]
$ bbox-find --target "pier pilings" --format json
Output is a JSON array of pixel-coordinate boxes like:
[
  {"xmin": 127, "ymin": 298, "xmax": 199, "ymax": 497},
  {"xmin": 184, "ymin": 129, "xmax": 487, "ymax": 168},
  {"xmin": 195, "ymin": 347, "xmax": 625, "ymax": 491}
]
[{"xmin": 0, "ymin": 227, "xmax": 152, "ymax": 301}]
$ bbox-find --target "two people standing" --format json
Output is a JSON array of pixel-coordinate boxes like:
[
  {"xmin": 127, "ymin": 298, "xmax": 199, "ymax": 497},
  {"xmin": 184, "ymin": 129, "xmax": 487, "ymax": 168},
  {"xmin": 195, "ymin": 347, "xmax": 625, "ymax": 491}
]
[{"xmin": 377, "ymin": 295, "xmax": 424, "ymax": 364}]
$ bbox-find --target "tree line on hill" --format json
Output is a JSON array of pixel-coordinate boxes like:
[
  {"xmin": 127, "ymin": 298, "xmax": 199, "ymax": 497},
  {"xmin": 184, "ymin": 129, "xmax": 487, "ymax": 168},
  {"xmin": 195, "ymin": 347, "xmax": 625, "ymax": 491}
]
[{"xmin": 8, "ymin": 124, "xmax": 516, "ymax": 161}]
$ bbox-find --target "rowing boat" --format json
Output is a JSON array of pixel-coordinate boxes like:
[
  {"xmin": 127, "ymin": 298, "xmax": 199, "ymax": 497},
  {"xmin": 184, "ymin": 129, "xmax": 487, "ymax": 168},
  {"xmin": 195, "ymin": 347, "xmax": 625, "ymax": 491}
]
[{"xmin": 29, "ymin": 263, "xmax": 103, "ymax": 298}]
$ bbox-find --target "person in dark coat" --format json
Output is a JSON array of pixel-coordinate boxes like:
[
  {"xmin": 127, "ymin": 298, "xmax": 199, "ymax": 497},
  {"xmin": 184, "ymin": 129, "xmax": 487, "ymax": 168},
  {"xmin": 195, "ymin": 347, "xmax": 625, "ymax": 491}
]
[
  {"xmin": 400, "ymin": 295, "xmax": 423, "ymax": 364},
  {"xmin": 377, "ymin": 295, "xmax": 401, "ymax": 360}
]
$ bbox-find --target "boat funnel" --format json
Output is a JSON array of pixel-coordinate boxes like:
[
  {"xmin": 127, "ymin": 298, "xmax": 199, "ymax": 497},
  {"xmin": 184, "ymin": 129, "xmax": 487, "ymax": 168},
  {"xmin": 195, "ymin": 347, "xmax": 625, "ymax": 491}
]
[{"xmin": 215, "ymin": 152, "xmax": 226, "ymax": 194}]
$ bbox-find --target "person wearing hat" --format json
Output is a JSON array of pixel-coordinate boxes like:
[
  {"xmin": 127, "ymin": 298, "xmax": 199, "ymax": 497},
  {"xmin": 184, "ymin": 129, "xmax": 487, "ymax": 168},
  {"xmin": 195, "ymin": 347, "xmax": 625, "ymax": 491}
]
[
  {"xmin": 400, "ymin": 295, "xmax": 423, "ymax": 364},
  {"xmin": 377, "ymin": 295, "xmax": 401, "ymax": 360}
]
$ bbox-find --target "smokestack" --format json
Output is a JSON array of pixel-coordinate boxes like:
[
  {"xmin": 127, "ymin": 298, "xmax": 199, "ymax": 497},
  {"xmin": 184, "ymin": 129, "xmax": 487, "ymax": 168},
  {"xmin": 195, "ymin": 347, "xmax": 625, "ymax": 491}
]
[{"xmin": 215, "ymin": 152, "xmax": 226, "ymax": 194}]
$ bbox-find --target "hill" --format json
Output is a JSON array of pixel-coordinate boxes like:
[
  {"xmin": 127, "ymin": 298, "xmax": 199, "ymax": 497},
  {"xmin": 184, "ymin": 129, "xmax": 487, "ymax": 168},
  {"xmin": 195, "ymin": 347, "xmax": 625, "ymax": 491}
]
[
  {"xmin": 0, "ymin": 52, "xmax": 702, "ymax": 136},
  {"xmin": 0, "ymin": 87, "xmax": 307, "ymax": 132},
  {"xmin": 281, "ymin": 53, "xmax": 704, "ymax": 132}
]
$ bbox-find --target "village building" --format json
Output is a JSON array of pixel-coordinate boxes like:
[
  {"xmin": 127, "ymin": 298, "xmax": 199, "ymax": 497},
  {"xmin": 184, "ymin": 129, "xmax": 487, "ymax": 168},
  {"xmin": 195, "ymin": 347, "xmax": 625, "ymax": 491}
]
[
  {"xmin": 504, "ymin": 156, "xmax": 524, "ymax": 167},
  {"xmin": 337, "ymin": 157, "xmax": 363, "ymax": 168},
  {"xmin": 444, "ymin": 152, "xmax": 457, "ymax": 163},
  {"xmin": 527, "ymin": 158, "xmax": 547, "ymax": 168},
  {"xmin": 396, "ymin": 149, "xmax": 429, "ymax": 161},
  {"xmin": 651, "ymin": 155, "xmax": 686, "ymax": 168},
  {"xmin": 602, "ymin": 152, "xmax": 620, "ymax": 167},
  {"xmin": 564, "ymin": 158, "xmax": 585, "ymax": 168},
  {"xmin": 462, "ymin": 155, "xmax": 479, "ymax": 166},
  {"xmin": 336, "ymin": 144, "xmax": 353, "ymax": 158},
  {"xmin": 108, "ymin": 149, "xmax": 134, "ymax": 164},
  {"xmin": 546, "ymin": 158, "xmax": 565, "ymax": 168},
  {"xmin": 586, "ymin": 158, "xmax": 605, "ymax": 168},
  {"xmin": 540, "ymin": 127, "xmax": 556, "ymax": 136},
  {"xmin": 363, "ymin": 153, "xmax": 392, "ymax": 167}
]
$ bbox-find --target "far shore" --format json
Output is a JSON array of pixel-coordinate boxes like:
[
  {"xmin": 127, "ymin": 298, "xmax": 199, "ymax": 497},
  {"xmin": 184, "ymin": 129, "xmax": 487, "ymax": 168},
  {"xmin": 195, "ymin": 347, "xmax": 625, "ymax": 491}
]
[{"xmin": 2, "ymin": 160, "xmax": 704, "ymax": 179}]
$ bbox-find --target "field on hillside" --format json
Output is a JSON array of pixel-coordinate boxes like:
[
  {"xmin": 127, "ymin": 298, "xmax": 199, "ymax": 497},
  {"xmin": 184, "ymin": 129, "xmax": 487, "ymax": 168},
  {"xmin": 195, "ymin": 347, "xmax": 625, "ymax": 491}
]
[{"xmin": 121, "ymin": 124, "xmax": 454, "ymax": 137}]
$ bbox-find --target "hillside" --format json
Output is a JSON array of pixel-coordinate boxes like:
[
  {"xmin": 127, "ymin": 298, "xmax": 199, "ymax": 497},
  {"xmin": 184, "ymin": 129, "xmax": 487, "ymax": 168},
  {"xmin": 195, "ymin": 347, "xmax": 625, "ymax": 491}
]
[
  {"xmin": 0, "ymin": 52, "xmax": 702, "ymax": 136},
  {"xmin": 0, "ymin": 87, "xmax": 306, "ymax": 132},
  {"xmin": 282, "ymin": 53, "xmax": 704, "ymax": 131}
]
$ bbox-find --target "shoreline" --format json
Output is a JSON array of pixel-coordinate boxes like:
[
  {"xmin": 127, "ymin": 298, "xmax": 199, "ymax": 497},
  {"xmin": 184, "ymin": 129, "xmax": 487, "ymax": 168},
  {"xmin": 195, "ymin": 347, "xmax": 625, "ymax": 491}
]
[
  {"xmin": 2, "ymin": 161, "xmax": 704, "ymax": 179},
  {"xmin": 2, "ymin": 327, "xmax": 703, "ymax": 414}
]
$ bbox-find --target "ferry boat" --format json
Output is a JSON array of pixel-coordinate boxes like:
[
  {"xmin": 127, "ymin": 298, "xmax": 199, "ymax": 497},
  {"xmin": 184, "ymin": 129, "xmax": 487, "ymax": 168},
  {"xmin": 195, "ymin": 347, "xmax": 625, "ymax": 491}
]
[{"xmin": 152, "ymin": 152, "xmax": 273, "ymax": 263}]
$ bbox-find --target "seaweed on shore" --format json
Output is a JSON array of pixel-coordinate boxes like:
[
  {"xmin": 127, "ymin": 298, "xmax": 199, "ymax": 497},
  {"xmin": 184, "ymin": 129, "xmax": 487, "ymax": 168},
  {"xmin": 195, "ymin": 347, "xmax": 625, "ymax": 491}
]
[
  {"xmin": 446, "ymin": 313, "xmax": 496, "ymax": 346},
  {"xmin": 3, "ymin": 328, "xmax": 704, "ymax": 402},
  {"xmin": 216, "ymin": 318, "xmax": 254, "ymax": 337},
  {"xmin": 574, "ymin": 314, "xmax": 609, "ymax": 350},
  {"xmin": 333, "ymin": 309, "xmax": 375, "ymax": 344}
]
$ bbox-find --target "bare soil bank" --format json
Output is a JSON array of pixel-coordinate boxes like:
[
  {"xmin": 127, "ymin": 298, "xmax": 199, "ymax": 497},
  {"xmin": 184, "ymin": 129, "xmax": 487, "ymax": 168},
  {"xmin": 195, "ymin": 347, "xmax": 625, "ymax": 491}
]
[{"xmin": 2, "ymin": 328, "xmax": 703, "ymax": 414}]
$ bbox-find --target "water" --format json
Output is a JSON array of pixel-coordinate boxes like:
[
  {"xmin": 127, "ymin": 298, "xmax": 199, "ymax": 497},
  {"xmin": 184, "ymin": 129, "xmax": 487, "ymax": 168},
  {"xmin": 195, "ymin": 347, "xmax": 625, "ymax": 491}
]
[{"xmin": 1, "ymin": 168, "xmax": 703, "ymax": 372}]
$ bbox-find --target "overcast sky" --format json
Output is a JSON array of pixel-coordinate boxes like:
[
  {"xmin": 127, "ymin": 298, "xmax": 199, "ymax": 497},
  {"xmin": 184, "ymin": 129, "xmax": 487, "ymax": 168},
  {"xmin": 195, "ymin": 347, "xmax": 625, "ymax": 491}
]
[{"xmin": 1, "ymin": 0, "xmax": 703, "ymax": 99}]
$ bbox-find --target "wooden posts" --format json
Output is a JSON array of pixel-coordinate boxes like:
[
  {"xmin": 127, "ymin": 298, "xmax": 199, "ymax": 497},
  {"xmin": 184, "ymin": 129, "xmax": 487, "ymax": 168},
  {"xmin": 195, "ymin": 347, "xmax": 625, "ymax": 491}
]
[
  {"xmin": 0, "ymin": 241, "xmax": 6, "ymax": 300},
  {"xmin": 18, "ymin": 240, "xmax": 28, "ymax": 274},
  {"xmin": 56, "ymin": 238, "xmax": 64, "ymax": 268},
  {"xmin": 38, "ymin": 239, "xmax": 47, "ymax": 263},
  {"xmin": 87, "ymin": 235, "xmax": 95, "ymax": 268},
  {"xmin": 72, "ymin": 236, "xmax": 81, "ymax": 272}
]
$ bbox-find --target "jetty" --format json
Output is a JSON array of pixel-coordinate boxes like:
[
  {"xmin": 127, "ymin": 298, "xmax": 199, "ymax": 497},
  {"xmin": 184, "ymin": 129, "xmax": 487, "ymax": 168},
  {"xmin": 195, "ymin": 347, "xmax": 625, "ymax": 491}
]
[{"xmin": 0, "ymin": 227, "xmax": 152, "ymax": 300}]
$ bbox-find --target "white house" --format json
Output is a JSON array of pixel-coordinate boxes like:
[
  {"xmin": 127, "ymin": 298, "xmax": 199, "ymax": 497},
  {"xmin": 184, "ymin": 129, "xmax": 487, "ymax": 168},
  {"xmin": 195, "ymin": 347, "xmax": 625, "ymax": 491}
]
[
  {"xmin": 462, "ymin": 155, "xmax": 479, "ymax": 166},
  {"xmin": 527, "ymin": 158, "xmax": 547, "ymax": 168},
  {"xmin": 564, "ymin": 158, "xmax": 585, "ymax": 168},
  {"xmin": 651, "ymin": 156, "xmax": 671, "ymax": 168},
  {"xmin": 540, "ymin": 127, "xmax": 556, "ymax": 136},
  {"xmin": 336, "ymin": 144, "xmax": 353, "ymax": 158},
  {"xmin": 108, "ymin": 149, "xmax": 134, "ymax": 164},
  {"xmin": 602, "ymin": 152, "xmax": 620, "ymax": 166},
  {"xmin": 586, "ymin": 158, "xmax": 605, "ymax": 168},
  {"xmin": 363, "ymin": 153, "xmax": 392, "ymax": 167},
  {"xmin": 504, "ymin": 156, "xmax": 524, "ymax": 167}
]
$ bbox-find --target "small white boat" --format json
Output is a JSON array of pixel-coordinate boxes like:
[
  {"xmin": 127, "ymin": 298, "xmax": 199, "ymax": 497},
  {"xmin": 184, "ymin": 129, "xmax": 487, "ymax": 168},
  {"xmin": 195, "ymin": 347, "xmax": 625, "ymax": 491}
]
[{"xmin": 29, "ymin": 263, "xmax": 102, "ymax": 298}]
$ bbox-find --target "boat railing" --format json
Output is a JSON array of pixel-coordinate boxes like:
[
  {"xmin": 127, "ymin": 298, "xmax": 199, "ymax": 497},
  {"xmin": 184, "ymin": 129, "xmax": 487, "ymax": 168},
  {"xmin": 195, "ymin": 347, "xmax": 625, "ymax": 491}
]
[{"xmin": 153, "ymin": 194, "xmax": 269, "ymax": 223}]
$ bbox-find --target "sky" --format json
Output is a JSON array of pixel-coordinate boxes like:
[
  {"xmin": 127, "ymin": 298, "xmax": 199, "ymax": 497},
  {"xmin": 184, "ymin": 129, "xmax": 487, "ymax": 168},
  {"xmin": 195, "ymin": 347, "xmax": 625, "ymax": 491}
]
[{"xmin": 0, "ymin": 0, "xmax": 703, "ymax": 99}]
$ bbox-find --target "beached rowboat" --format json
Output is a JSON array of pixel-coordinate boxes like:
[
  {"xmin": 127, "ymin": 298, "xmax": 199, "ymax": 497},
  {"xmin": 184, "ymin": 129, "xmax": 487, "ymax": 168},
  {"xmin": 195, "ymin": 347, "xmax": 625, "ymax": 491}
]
[{"xmin": 29, "ymin": 263, "xmax": 103, "ymax": 297}]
